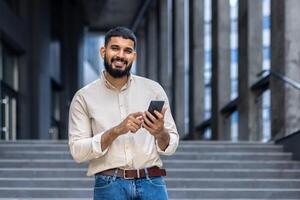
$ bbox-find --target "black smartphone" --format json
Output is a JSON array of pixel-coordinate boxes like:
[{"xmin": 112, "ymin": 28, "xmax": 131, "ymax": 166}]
[{"xmin": 147, "ymin": 100, "xmax": 165, "ymax": 119}]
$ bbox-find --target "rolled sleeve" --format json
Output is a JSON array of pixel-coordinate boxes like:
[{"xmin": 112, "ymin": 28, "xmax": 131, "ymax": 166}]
[
  {"xmin": 92, "ymin": 131, "xmax": 109, "ymax": 156},
  {"xmin": 156, "ymin": 133, "xmax": 179, "ymax": 155},
  {"xmin": 69, "ymin": 93, "xmax": 109, "ymax": 163}
]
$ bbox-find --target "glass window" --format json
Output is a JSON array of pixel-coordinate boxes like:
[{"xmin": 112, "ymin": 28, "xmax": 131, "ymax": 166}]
[
  {"xmin": 262, "ymin": 0, "xmax": 271, "ymax": 141},
  {"xmin": 230, "ymin": 0, "xmax": 239, "ymax": 100},
  {"xmin": 1, "ymin": 43, "xmax": 19, "ymax": 91},
  {"xmin": 231, "ymin": 111, "xmax": 238, "ymax": 142},
  {"xmin": 50, "ymin": 83, "xmax": 61, "ymax": 140},
  {"xmin": 230, "ymin": 0, "xmax": 239, "ymax": 140},
  {"xmin": 204, "ymin": 0, "xmax": 212, "ymax": 122},
  {"xmin": 83, "ymin": 33, "xmax": 103, "ymax": 86},
  {"xmin": 184, "ymin": 0, "xmax": 189, "ymax": 133},
  {"xmin": 262, "ymin": 0, "xmax": 271, "ymax": 71}
]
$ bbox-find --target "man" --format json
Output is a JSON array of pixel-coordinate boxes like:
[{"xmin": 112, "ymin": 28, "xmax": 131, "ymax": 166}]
[{"xmin": 69, "ymin": 26, "xmax": 179, "ymax": 200}]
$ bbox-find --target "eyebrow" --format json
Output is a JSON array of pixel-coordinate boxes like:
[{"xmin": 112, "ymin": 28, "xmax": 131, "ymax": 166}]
[{"xmin": 110, "ymin": 44, "xmax": 134, "ymax": 51}]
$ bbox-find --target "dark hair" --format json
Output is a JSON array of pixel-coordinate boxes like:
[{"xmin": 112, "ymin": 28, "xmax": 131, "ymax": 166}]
[{"xmin": 104, "ymin": 27, "xmax": 137, "ymax": 49}]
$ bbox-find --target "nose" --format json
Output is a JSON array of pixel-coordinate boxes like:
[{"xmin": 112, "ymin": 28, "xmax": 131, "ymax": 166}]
[{"xmin": 116, "ymin": 49, "xmax": 125, "ymax": 58}]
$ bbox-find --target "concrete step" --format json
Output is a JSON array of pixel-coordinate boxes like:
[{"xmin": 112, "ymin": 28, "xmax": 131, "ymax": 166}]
[
  {"xmin": 1, "ymin": 199, "xmax": 300, "ymax": 200},
  {"xmin": 0, "ymin": 187, "xmax": 300, "ymax": 198},
  {"xmin": 0, "ymin": 140, "xmax": 299, "ymax": 199},
  {"xmin": 162, "ymin": 152, "xmax": 293, "ymax": 161},
  {"xmin": 0, "ymin": 140, "xmax": 275, "ymax": 145},
  {"xmin": 1, "ymin": 178, "xmax": 300, "ymax": 189},
  {"xmin": 0, "ymin": 151, "xmax": 293, "ymax": 161},
  {"xmin": 1, "ymin": 168, "xmax": 300, "ymax": 179},
  {"xmin": 163, "ymin": 160, "xmax": 300, "ymax": 169},
  {"xmin": 0, "ymin": 144, "xmax": 284, "ymax": 153},
  {"xmin": 167, "ymin": 188, "xmax": 300, "ymax": 199},
  {"xmin": 1, "ymin": 159, "xmax": 300, "ymax": 169}
]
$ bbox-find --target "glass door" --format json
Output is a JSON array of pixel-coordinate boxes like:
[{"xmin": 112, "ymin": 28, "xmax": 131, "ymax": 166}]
[
  {"xmin": 1, "ymin": 86, "xmax": 17, "ymax": 140},
  {"xmin": 0, "ymin": 41, "xmax": 19, "ymax": 141}
]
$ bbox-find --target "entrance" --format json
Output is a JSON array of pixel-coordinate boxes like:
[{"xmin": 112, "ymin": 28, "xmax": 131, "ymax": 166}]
[
  {"xmin": 0, "ymin": 41, "xmax": 19, "ymax": 140},
  {"xmin": 1, "ymin": 84, "xmax": 17, "ymax": 140}
]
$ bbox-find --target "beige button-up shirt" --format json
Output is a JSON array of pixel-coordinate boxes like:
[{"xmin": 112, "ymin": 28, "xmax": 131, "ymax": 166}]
[{"xmin": 68, "ymin": 71, "xmax": 179, "ymax": 176}]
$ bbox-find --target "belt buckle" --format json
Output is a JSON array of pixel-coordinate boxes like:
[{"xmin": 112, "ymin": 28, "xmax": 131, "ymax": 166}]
[{"xmin": 123, "ymin": 169, "xmax": 140, "ymax": 179}]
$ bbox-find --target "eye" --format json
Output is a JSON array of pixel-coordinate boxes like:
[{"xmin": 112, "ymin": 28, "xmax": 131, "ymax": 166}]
[
  {"xmin": 111, "ymin": 46, "xmax": 120, "ymax": 51},
  {"xmin": 124, "ymin": 49, "xmax": 133, "ymax": 54}
]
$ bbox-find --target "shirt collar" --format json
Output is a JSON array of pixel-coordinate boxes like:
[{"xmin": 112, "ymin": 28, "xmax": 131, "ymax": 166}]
[{"xmin": 100, "ymin": 70, "xmax": 133, "ymax": 91}]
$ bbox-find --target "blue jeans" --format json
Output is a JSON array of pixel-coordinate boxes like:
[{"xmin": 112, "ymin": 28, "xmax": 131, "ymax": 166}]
[{"xmin": 93, "ymin": 172, "xmax": 168, "ymax": 200}]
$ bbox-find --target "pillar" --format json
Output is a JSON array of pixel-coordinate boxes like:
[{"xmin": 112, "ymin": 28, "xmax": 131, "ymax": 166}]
[
  {"xmin": 173, "ymin": 0, "xmax": 187, "ymax": 136},
  {"xmin": 271, "ymin": 0, "xmax": 300, "ymax": 139},
  {"xmin": 211, "ymin": 0, "xmax": 231, "ymax": 140},
  {"xmin": 189, "ymin": 0, "xmax": 205, "ymax": 139},
  {"xmin": 238, "ymin": 0, "xmax": 263, "ymax": 141}
]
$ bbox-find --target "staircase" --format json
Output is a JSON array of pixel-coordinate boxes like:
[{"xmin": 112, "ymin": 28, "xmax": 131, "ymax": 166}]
[{"xmin": 0, "ymin": 140, "xmax": 300, "ymax": 199}]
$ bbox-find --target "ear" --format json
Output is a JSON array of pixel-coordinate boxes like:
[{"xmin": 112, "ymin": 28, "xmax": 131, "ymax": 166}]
[{"xmin": 100, "ymin": 47, "xmax": 105, "ymax": 59}]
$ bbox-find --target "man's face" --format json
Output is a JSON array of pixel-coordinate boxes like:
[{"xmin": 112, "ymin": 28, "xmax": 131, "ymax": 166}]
[{"xmin": 100, "ymin": 36, "xmax": 136, "ymax": 78}]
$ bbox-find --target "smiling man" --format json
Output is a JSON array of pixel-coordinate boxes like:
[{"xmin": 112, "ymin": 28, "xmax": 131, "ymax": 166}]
[{"xmin": 68, "ymin": 27, "xmax": 179, "ymax": 200}]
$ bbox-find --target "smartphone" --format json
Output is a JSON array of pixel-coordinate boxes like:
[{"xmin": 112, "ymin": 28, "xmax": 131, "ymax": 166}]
[{"xmin": 147, "ymin": 100, "xmax": 165, "ymax": 118}]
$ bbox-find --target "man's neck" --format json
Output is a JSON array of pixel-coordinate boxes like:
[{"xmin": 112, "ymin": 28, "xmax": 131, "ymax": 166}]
[{"xmin": 104, "ymin": 71, "xmax": 129, "ymax": 90}]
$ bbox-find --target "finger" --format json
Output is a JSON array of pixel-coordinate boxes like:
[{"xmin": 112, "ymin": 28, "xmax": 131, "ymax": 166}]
[
  {"xmin": 131, "ymin": 122, "xmax": 140, "ymax": 130},
  {"xmin": 129, "ymin": 126, "xmax": 138, "ymax": 133},
  {"xmin": 128, "ymin": 120, "xmax": 140, "ymax": 130},
  {"xmin": 154, "ymin": 107, "xmax": 167, "ymax": 118},
  {"xmin": 143, "ymin": 113, "xmax": 156, "ymax": 129},
  {"xmin": 142, "ymin": 122, "xmax": 154, "ymax": 134},
  {"xmin": 161, "ymin": 107, "xmax": 167, "ymax": 115},
  {"xmin": 145, "ymin": 111, "xmax": 157, "ymax": 123},
  {"xmin": 130, "ymin": 127, "xmax": 138, "ymax": 133},
  {"xmin": 136, "ymin": 116, "xmax": 144, "ymax": 122},
  {"xmin": 154, "ymin": 110, "xmax": 164, "ymax": 120},
  {"xmin": 130, "ymin": 112, "xmax": 143, "ymax": 118},
  {"xmin": 128, "ymin": 122, "xmax": 139, "ymax": 133},
  {"xmin": 129, "ymin": 116, "xmax": 143, "ymax": 125}
]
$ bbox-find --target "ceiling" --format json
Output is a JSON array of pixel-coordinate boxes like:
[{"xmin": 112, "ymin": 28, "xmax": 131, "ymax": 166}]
[{"xmin": 80, "ymin": 0, "xmax": 149, "ymax": 32}]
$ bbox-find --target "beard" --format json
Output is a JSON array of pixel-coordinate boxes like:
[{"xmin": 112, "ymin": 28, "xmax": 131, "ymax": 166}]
[{"xmin": 104, "ymin": 54, "xmax": 132, "ymax": 78}]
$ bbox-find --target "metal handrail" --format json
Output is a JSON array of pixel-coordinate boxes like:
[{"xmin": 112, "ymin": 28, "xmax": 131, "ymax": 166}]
[{"xmin": 258, "ymin": 69, "xmax": 300, "ymax": 91}]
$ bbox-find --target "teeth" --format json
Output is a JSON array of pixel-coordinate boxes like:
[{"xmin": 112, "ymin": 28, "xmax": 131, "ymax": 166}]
[{"xmin": 113, "ymin": 61, "xmax": 125, "ymax": 68}]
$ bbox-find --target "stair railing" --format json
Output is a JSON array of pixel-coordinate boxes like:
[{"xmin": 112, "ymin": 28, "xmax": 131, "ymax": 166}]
[
  {"xmin": 257, "ymin": 69, "xmax": 300, "ymax": 141},
  {"xmin": 257, "ymin": 69, "xmax": 300, "ymax": 91}
]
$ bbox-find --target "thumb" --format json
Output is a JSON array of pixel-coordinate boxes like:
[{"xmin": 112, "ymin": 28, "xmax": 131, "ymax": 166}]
[{"xmin": 161, "ymin": 107, "xmax": 167, "ymax": 115}]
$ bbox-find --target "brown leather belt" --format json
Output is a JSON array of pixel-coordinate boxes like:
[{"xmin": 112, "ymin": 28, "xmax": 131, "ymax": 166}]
[{"xmin": 97, "ymin": 166, "xmax": 166, "ymax": 179}]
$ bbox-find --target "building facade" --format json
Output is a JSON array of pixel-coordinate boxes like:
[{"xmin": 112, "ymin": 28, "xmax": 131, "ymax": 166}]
[{"xmin": 1, "ymin": 0, "xmax": 300, "ymax": 142}]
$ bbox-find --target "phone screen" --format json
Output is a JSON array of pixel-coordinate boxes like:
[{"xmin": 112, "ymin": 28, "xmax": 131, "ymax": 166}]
[{"xmin": 147, "ymin": 100, "xmax": 165, "ymax": 118}]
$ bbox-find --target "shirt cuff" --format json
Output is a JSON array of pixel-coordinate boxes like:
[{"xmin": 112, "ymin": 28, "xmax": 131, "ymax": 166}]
[
  {"xmin": 92, "ymin": 131, "xmax": 109, "ymax": 157},
  {"xmin": 156, "ymin": 133, "xmax": 178, "ymax": 155}
]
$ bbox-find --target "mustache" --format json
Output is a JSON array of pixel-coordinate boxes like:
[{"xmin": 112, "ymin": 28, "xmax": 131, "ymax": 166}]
[{"xmin": 111, "ymin": 56, "xmax": 128, "ymax": 65}]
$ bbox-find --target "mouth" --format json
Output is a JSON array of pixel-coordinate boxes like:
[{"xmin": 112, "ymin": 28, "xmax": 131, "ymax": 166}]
[{"xmin": 112, "ymin": 58, "xmax": 128, "ymax": 69}]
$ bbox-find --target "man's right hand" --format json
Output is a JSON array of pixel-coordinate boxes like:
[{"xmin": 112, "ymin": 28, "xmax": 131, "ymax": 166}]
[
  {"xmin": 101, "ymin": 112, "xmax": 144, "ymax": 151},
  {"xmin": 114, "ymin": 112, "xmax": 144, "ymax": 135}
]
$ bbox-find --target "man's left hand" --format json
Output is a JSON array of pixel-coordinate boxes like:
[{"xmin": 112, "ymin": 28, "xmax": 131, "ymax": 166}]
[{"xmin": 142, "ymin": 108, "xmax": 170, "ymax": 150}]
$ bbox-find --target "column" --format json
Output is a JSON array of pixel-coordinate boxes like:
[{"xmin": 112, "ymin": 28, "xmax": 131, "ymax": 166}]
[
  {"xmin": 238, "ymin": 0, "xmax": 263, "ymax": 141},
  {"xmin": 60, "ymin": 0, "xmax": 85, "ymax": 139},
  {"xmin": 271, "ymin": 0, "xmax": 300, "ymax": 138},
  {"xmin": 173, "ymin": 0, "xmax": 187, "ymax": 136},
  {"xmin": 158, "ymin": 0, "xmax": 172, "ymax": 99},
  {"xmin": 136, "ymin": 24, "xmax": 147, "ymax": 77},
  {"xmin": 211, "ymin": 0, "xmax": 231, "ymax": 140},
  {"xmin": 189, "ymin": 0, "xmax": 205, "ymax": 139},
  {"xmin": 29, "ymin": 0, "xmax": 52, "ymax": 139},
  {"xmin": 146, "ymin": 6, "xmax": 158, "ymax": 81}
]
